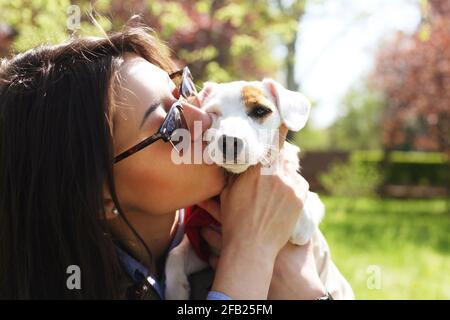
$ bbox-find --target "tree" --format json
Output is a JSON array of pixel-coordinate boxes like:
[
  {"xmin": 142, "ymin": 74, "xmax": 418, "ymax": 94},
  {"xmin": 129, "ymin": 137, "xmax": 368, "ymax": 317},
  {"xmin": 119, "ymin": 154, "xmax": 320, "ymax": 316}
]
[
  {"xmin": 327, "ymin": 82, "xmax": 384, "ymax": 151},
  {"xmin": 0, "ymin": 0, "xmax": 71, "ymax": 52},
  {"xmin": 0, "ymin": 0, "xmax": 308, "ymax": 89},
  {"xmin": 272, "ymin": 0, "xmax": 307, "ymax": 91},
  {"xmin": 372, "ymin": 0, "xmax": 450, "ymax": 154},
  {"xmin": 106, "ymin": 0, "xmax": 308, "ymax": 85}
]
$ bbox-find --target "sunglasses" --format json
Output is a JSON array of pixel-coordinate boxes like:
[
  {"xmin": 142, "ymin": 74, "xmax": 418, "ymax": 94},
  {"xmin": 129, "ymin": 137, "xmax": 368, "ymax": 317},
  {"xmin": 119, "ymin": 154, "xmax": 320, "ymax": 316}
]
[
  {"xmin": 114, "ymin": 67, "xmax": 197, "ymax": 163},
  {"xmin": 169, "ymin": 66, "xmax": 197, "ymax": 100}
]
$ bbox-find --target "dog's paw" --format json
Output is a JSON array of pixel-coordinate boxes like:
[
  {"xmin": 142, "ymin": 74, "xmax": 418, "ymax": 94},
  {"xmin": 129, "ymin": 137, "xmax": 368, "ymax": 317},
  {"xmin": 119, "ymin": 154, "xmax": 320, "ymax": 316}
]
[
  {"xmin": 164, "ymin": 239, "xmax": 191, "ymax": 300},
  {"xmin": 290, "ymin": 211, "xmax": 314, "ymax": 245},
  {"xmin": 290, "ymin": 192, "xmax": 325, "ymax": 245}
]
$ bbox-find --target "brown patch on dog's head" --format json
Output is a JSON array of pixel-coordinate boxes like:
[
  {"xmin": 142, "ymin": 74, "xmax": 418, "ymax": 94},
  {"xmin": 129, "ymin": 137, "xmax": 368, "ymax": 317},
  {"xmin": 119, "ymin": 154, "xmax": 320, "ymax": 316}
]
[{"xmin": 241, "ymin": 85, "xmax": 274, "ymax": 122}]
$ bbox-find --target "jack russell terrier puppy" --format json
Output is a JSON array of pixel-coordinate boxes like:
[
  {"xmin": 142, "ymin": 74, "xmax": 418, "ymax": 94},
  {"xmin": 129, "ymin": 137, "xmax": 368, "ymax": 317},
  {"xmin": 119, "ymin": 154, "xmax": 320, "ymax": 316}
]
[{"xmin": 165, "ymin": 79, "xmax": 325, "ymax": 300}]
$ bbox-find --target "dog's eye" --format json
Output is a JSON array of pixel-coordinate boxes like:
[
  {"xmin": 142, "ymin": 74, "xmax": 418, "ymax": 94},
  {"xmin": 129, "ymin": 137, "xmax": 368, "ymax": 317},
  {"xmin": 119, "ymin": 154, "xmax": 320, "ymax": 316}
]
[{"xmin": 248, "ymin": 105, "xmax": 272, "ymax": 118}]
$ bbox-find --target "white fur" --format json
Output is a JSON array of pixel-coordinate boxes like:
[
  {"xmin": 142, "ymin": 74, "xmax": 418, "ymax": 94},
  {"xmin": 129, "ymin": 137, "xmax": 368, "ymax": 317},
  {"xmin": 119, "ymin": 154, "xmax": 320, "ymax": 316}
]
[
  {"xmin": 165, "ymin": 79, "xmax": 325, "ymax": 299},
  {"xmin": 165, "ymin": 236, "xmax": 207, "ymax": 300}
]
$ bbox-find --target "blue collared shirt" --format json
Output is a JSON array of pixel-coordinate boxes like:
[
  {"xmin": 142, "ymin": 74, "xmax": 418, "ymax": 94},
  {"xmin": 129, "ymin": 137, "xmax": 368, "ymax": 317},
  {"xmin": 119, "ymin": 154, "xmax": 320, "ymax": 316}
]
[{"xmin": 116, "ymin": 208, "xmax": 231, "ymax": 300}]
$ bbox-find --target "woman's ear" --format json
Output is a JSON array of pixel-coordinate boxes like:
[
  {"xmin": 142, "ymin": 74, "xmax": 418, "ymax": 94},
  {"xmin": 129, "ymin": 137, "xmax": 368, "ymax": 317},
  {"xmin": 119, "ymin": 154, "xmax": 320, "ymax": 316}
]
[
  {"xmin": 103, "ymin": 188, "xmax": 119, "ymax": 220},
  {"xmin": 263, "ymin": 78, "xmax": 311, "ymax": 132}
]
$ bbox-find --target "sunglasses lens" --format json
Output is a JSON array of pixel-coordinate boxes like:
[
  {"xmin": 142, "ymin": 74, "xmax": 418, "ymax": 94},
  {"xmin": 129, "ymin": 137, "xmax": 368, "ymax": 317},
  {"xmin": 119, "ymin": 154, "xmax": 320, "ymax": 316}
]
[
  {"xmin": 181, "ymin": 78, "xmax": 197, "ymax": 98},
  {"xmin": 169, "ymin": 67, "xmax": 198, "ymax": 99},
  {"xmin": 180, "ymin": 68, "xmax": 197, "ymax": 98},
  {"xmin": 159, "ymin": 104, "xmax": 188, "ymax": 141}
]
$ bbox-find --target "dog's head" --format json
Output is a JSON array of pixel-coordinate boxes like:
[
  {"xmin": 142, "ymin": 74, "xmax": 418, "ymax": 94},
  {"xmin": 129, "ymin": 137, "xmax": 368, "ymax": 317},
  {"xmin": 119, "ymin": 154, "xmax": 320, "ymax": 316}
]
[{"xmin": 199, "ymin": 79, "xmax": 311, "ymax": 173}]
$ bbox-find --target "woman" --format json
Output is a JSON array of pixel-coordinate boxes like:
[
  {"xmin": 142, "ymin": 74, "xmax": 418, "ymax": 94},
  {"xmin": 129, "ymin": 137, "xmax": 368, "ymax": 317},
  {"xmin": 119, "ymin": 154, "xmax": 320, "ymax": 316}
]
[{"xmin": 0, "ymin": 23, "xmax": 350, "ymax": 299}]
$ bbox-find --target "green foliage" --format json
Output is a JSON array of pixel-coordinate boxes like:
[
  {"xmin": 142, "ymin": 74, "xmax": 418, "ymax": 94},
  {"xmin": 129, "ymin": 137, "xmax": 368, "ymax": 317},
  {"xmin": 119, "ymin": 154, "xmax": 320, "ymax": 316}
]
[
  {"xmin": 0, "ymin": 0, "xmax": 118, "ymax": 52},
  {"xmin": 328, "ymin": 83, "xmax": 385, "ymax": 151},
  {"xmin": 0, "ymin": 0, "xmax": 70, "ymax": 51},
  {"xmin": 292, "ymin": 82, "xmax": 386, "ymax": 152},
  {"xmin": 318, "ymin": 160, "xmax": 383, "ymax": 198},
  {"xmin": 321, "ymin": 196, "xmax": 450, "ymax": 299},
  {"xmin": 0, "ymin": 0, "xmax": 309, "ymax": 86},
  {"xmin": 351, "ymin": 150, "xmax": 448, "ymax": 164},
  {"xmin": 384, "ymin": 162, "xmax": 449, "ymax": 186},
  {"xmin": 138, "ymin": 0, "xmax": 308, "ymax": 84},
  {"xmin": 352, "ymin": 150, "xmax": 450, "ymax": 187},
  {"xmin": 293, "ymin": 123, "xmax": 330, "ymax": 151}
]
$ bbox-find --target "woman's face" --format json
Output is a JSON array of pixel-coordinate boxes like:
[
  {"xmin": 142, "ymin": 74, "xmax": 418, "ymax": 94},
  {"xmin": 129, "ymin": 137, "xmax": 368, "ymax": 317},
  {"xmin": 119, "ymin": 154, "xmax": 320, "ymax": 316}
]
[{"xmin": 111, "ymin": 53, "xmax": 225, "ymax": 215}]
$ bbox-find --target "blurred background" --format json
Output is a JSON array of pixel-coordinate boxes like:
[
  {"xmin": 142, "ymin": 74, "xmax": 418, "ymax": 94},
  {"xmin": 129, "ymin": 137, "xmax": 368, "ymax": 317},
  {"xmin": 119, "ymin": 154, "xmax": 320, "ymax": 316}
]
[{"xmin": 0, "ymin": 0, "xmax": 449, "ymax": 299}]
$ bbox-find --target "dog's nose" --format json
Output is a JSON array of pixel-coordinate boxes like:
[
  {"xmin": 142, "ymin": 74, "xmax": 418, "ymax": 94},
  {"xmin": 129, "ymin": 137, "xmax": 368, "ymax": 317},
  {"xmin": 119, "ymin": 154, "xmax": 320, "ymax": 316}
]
[{"xmin": 218, "ymin": 135, "xmax": 244, "ymax": 162}]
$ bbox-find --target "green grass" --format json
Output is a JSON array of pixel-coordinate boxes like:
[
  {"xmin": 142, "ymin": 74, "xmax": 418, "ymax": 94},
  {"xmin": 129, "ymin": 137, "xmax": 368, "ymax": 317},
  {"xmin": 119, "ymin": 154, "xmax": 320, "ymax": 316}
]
[{"xmin": 319, "ymin": 196, "xmax": 450, "ymax": 299}]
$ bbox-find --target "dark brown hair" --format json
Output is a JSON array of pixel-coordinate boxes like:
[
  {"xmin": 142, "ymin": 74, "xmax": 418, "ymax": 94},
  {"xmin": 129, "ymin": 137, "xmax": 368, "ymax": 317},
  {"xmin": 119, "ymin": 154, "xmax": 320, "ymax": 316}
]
[{"xmin": 0, "ymin": 24, "xmax": 177, "ymax": 299}]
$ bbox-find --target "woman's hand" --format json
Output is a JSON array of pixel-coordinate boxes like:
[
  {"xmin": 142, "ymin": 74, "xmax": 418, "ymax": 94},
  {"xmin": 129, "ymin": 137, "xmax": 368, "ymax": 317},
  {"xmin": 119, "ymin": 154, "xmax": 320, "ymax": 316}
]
[
  {"xmin": 269, "ymin": 241, "xmax": 326, "ymax": 299},
  {"xmin": 200, "ymin": 225, "xmax": 326, "ymax": 300},
  {"xmin": 197, "ymin": 133, "xmax": 317, "ymax": 300},
  {"xmin": 197, "ymin": 125, "xmax": 312, "ymax": 299},
  {"xmin": 200, "ymin": 126, "xmax": 306, "ymax": 252}
]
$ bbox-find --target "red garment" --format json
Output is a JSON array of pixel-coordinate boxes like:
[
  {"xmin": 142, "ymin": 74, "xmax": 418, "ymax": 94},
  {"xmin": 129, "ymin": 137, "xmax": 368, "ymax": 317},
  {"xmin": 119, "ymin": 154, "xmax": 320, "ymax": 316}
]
[{"xmin": 184, "ymin": 205, "xmax": 221, "ymax": 262}]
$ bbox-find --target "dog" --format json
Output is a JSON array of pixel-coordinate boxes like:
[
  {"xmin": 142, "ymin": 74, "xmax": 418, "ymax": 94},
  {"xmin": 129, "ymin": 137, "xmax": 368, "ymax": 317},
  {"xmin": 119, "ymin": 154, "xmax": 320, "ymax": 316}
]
[{"xmin": 164, "ymin": 79, "xmax": 325, "ymax": 300}]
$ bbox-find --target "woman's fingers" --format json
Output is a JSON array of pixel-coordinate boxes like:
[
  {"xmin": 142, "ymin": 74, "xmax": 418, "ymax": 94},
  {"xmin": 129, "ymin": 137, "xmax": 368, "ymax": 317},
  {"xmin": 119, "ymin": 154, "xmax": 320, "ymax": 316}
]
[
  {"xmin": 201, "ymin": 227, "xmax": 222, "ymax": 270},
  {"xmin": 209, "ymin": 254, "xmax": 219, "ymax": 270},
  {"xmin": 200, "ymin": 227, "xmax": 222, "ymax": 255},
  {"xmin": 197, "ymin": 197, "xmax": 221, "ymax": 222},
  {"xmin": 186, "ymin": 94, "xmax": 201, "ymax": 108}
]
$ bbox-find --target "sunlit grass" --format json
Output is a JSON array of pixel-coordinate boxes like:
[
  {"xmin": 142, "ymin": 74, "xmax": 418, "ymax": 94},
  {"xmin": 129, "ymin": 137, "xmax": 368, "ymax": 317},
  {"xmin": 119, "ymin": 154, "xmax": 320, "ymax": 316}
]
[{"xmin": 320, "ymin": 196, "xmax": 450, "ymax": 299}]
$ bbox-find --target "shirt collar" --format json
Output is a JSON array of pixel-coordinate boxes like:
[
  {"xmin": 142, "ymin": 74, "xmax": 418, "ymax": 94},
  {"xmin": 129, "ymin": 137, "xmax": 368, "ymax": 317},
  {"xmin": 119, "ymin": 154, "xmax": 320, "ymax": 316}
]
[{"xmin": 115, "ymin": 208, "xmax": 185, "ymax": 297}]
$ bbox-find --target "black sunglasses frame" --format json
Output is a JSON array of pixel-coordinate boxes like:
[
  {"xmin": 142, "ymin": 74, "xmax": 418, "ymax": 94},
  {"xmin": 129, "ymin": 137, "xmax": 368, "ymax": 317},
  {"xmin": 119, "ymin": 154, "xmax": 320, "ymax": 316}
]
[
  {"xmin": 114, "ymin": 101, "xmax": 188, "ymax": 163},
  {"xmin": 114, "ymin": 67, "xmax": 196, "ymax": 163},
  {"xmin": 169, "ymin": 66, "xmax": 196, "ymax": 100}
]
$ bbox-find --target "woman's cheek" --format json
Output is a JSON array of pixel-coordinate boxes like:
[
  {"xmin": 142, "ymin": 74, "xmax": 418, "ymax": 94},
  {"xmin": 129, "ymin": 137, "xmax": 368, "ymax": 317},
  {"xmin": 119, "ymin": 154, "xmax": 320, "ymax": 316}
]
[
  {"xmin": 114, "ymin": 140, "xmax": 226, "ymax": 214},
  {"xmin": 113, "ymin": 149, "xmax": 169, "ymax": 212}
]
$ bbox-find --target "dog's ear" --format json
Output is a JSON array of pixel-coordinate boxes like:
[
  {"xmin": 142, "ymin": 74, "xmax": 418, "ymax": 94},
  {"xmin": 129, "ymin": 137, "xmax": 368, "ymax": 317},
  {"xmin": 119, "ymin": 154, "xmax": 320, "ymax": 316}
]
[
  {"xmin": 198, "ymin": 81, "xmax": 218, "ymax": 105},
  {"xmin": 263, "ymin": 78, "xmax": 311, "ymax": 131}
]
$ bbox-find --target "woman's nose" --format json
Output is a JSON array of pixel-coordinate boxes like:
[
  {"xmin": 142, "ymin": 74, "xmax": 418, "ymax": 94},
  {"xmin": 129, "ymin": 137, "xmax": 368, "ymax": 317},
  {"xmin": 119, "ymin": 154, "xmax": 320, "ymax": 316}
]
[{"xmin": 180, "ymin": 101, "xmax": 212, "ymax": 141}]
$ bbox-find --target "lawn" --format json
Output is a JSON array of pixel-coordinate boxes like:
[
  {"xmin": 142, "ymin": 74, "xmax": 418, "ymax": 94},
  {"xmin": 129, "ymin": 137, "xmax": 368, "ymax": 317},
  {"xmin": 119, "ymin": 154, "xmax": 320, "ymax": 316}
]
[{"xmin": 319, "ymin": 196, "xmax": 450, "ymax": 299}]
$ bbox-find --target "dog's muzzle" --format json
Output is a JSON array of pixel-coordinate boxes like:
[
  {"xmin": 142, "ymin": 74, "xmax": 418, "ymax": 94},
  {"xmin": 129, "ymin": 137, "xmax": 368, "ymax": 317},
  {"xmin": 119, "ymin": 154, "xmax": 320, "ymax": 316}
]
[{"xmin": 217, "ymin": 134, "xmax": 245, "ymax": 164}]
